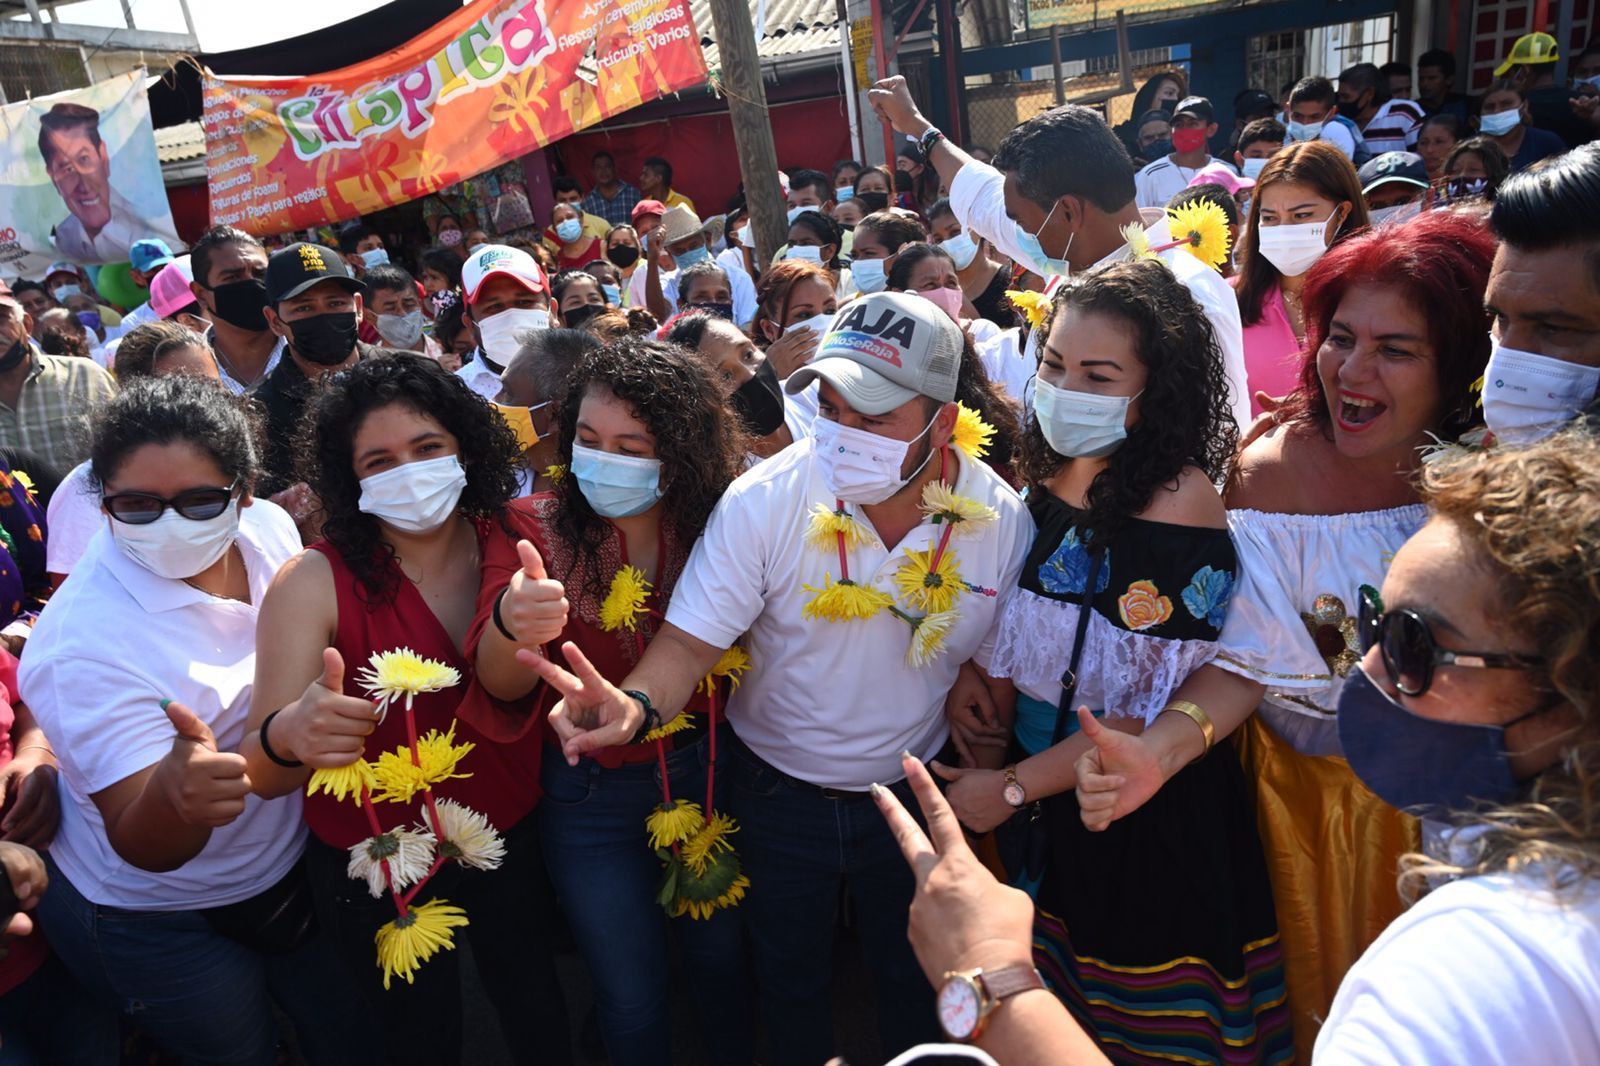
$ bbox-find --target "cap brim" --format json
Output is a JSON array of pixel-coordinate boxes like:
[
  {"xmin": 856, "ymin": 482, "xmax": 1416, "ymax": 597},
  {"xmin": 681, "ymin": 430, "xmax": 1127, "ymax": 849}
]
[
  {"xmin": 1494, "ymin": 57, "xmax": 1515, "ymax": 76},
  {"xmin": 274, "ymin": 275, "xmax": 366, "ymax": 304},
  {"xmin": 466, "ymin": 269, "xmax": 546, "ymax": 304},
  {"xmin": 1362, "ymin": 177, "xmax": 1429, "ymax": 194},
  {"xmin": 786, "ymin": 356, "xmax": 918, "ymax": 416}
]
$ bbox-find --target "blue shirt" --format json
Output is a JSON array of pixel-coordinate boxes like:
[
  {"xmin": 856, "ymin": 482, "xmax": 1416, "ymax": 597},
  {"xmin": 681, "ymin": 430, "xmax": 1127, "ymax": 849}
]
[{"xmin": 581, "ymin": 182, "xmax": 643, "ymax": 227}]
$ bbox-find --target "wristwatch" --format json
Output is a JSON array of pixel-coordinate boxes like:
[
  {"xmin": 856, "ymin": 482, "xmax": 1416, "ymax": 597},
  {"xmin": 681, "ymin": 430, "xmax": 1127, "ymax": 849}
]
[
  {"xmin": 1001, "ymin": 764, "xmax": 1026, "ymax": 808},
  {"xmin": 936, "ymin": 964, "xmax": 1045, "ymax": 1042},
  {"xmin": 624, "ymin": 689, "xmax": 661, "ymax": 746}
]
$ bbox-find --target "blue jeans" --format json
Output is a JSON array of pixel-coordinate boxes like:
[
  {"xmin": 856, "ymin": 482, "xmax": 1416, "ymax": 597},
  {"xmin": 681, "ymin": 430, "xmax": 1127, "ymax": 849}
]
[
  {"xmin": 539, "ymin": 726, "xmax": 752, "ymax": 1066},
  {"xmin": 35, "ymin": 857, "xmax": 368, "ymax": 1066},
  {"xmin": 728, "ymin": 736, "xmax": 942, "ymax": 1066}
]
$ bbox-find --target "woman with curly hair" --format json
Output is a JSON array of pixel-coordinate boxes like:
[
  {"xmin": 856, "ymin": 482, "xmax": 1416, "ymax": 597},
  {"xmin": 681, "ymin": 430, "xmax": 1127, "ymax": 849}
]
[
  {"xmin": 930, "ymin": 257, "xmax": 1292, "ymax": 1063},
  {"xmin": 464, "ymin": 336, "xmax": 754, "ymax": 1066},
  {"xmin": 1074, "ymin": 209, "xmax": 1497, "ymax": 1059},
  {"xmin": 243, "ymin": 354, "xmax": 571, "ymax": 1066}
]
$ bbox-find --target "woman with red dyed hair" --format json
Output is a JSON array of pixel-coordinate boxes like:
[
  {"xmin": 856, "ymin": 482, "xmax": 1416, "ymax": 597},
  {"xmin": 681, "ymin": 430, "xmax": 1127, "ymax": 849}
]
[{"xmin": 1071, "ymin": 208, "xmax": 1497, "ymax": 1061}]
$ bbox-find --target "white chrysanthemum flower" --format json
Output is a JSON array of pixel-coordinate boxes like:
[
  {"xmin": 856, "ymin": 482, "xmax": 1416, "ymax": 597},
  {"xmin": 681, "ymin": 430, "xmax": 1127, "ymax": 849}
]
[
  {"xmin": 429, "ymin": 799, "xmax": 507, "ymax": 871},
  {"xmin": 347, "ymin": 827, "xmax": 437, "ymax": 898}
]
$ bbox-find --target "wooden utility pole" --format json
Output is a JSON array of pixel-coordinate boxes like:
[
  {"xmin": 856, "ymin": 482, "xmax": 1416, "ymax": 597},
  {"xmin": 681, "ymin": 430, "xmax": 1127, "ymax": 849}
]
[{"xmin": 705, "ymin": 0, "xmax": 787, "ymax": 269}]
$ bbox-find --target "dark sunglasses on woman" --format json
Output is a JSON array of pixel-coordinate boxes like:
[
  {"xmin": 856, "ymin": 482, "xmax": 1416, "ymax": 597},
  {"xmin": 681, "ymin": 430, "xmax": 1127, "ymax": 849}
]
[
  {"xmin": 102, "ymin": 479, "xmax": 241, "ymax": 525},
  {"xmin": 1356, "ymin": 585, "xmax": 1542, "ymax": 697}
]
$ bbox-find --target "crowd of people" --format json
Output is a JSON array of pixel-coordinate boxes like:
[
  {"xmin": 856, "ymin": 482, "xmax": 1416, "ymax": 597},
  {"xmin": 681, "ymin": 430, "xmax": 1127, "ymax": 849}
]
[{"xmin": 0, "ymin": 27, "xmax": 1598, "ymax": 1066}]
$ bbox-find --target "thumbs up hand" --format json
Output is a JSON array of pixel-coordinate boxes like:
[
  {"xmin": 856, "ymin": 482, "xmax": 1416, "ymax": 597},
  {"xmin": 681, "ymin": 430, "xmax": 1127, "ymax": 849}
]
[
  {"xmin": 270, "ymin": 648, "xmax": 382, "ymax": 769},
  {"xmin": 157, "ymin": 700, "xmax": 253, "ymax": 828},
  {"xmin": 498, "ymin": 540, "xmax": 568, "ymax": 647}
]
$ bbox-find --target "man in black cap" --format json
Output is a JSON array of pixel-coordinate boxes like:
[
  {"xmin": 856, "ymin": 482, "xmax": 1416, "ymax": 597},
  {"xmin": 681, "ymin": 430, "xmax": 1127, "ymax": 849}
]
[
  {"xmin": 1358, "ymin": 151, "xmax": 1431, "ymax": 221},
  {"xmin": 252, "ymin": 242, "xmax": 395, "ymax": 502},
  {"xmin": 1133, "ymin": 95, "xmax": 1232, "ymax": 208}
]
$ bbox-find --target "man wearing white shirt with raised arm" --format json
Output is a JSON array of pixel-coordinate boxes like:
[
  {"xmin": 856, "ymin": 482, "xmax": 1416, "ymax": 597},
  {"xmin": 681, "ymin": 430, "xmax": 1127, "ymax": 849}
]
[
  {"xmin": 867, "ymin": 76, "xmax": 1253, "ymax": 437},
  {"xmin": 524, "ymin": 291, "xmax": 1032, "ymax": 1066}
]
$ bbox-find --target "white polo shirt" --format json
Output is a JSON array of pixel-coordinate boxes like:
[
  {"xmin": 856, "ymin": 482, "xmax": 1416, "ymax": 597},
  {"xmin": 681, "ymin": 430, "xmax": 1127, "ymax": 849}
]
[
  {"xmin": 666, "ymin": 440, "xmax": 1033, "ymax": 790},
  {"xmin": 456, "ymin": 349, "xmax": 504, "ymax": 400},
  {"xmin": 21, "ymin": 500, "xmax": 307, "ymax": 909},
  {"xmin": 44, "ymin": 460, "xmax": 96, "ymax": 576}
]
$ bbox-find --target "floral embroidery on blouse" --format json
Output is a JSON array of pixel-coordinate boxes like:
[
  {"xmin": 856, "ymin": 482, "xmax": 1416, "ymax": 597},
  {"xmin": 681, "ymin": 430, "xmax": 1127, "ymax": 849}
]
[
  {"xmin": 1039, "ymin": 527, "xmax": 1111, "ymax": 597},
  {"xmin": 1117, "ymin": 579, "xmax": 1173, "ymax": 631},
  {"xmin": 1182, "ymin": 565, "xmax": 1234, "ymax": 629},
  {"xmin": 1301, "ymin": 593, "xmax": 1362, "ymax": 676}
]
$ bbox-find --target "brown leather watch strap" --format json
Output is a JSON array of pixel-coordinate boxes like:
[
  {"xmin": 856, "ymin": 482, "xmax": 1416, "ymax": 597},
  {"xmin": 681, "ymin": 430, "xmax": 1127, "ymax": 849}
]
[{"xmin": 980, "ymin": 964, "xmax": 1045, "ymax": 1002}]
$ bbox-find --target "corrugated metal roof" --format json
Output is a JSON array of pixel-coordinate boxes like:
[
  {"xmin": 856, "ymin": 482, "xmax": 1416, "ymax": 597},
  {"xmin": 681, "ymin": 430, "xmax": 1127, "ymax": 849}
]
[
  {"xmin": 691, "ymin": 0, "xmax": 841, "ymax": 68},
  {"xmin": 155, "ymin": 120, "xmax": 206, "ymax": 163}
]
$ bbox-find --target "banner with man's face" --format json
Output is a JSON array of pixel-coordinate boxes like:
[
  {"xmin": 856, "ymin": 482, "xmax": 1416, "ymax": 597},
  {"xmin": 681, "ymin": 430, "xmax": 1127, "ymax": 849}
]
[{"xmin": 0, "ymin": 70, "xmax": 180, "ymax": 280}]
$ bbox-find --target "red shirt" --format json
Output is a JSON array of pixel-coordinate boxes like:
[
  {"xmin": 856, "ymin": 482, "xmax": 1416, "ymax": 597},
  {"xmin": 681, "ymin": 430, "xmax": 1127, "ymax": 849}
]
[
  {"xmin": 302, "ymin": 526, "xmax": 543, "ymax": 850},
  {"xmin": 454, "ymin": 494, "xmax": 714, "ymax": 767}
]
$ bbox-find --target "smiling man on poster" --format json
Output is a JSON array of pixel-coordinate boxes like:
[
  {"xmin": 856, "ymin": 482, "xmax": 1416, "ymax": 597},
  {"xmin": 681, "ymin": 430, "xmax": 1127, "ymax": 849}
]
[{"xmin": 41, "ymin": 103, "xmax": 146, "ymax": 261}]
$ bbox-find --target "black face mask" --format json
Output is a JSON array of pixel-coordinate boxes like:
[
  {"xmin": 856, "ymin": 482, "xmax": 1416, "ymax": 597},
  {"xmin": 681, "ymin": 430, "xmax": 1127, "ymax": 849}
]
[
  {"xmin": 1158, "ymin": 97, "xmax": 1177, "ymax": 113},
  {"xmin": 607, "ymin": 245, "xmax": 641, "ymax": 269},
  {"xmin": 285, "ymin": 312, "xmax": 359, "ymax": 366},
  {"xmin": 688, "ymin": 301, "xmax": 734, "ymax": 322},
  {"xmin": 0, "ymin": 333, "xmax": 29, "ymax": 374},
  {"xmin": 562, "ymin": 303, "xmax": 605, "ymax": 330},
  {"xmin": 856, "ymin": 191, "xmax": 889, "ymax": 213},
  {"xmin": 731, "ymin": 359, "xmax": 786, "ymax": 437},
  {"xmin": 207, "ymin": 278, "xmax": 270, "ymax": 332}
]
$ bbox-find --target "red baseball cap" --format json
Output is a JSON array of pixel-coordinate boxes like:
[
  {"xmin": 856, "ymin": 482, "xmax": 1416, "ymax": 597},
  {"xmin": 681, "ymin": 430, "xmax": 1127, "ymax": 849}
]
[{"xmin": 631, "ymin": 199, "xmax": 667, "ymax": 225}]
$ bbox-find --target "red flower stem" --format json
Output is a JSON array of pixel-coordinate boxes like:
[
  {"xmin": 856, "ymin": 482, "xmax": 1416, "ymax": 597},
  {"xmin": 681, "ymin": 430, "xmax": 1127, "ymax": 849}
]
[
  {"xmin": 705, "ymin": 686, "xmax": 717, "ymax": 821},
  {"xmin": 403, "ymin": 703, "xmax": 421, "ymax": 767},
  {"xmin": 401, "ymin": 854, "xmax": 449, "ymax": 907},
  {"xmin": 656, "ymin": 737, "xmax": 672, "ymax": 804},
  {"xmin": 360, "ymin": 788, "xmax": 408, "ymax": 919},
  {"xmin": 927, "ymin": 523, "xmax": 956, "ymax": 574},
  {"xmin": 833, "ymin": 499, "xmax": 850, "ymax": 581},
  {"xmin": 1149, "ymin": 237, "xmax": 1188, "ymax": 253},
  {"xmin": 421, "ymin": 787, "xmax": 445, "ymax": 840}
]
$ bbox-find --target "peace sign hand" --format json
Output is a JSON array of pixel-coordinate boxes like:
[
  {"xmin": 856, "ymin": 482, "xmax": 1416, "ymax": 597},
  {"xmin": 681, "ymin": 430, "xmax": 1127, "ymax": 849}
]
[{"xmin": 518, "ymin": 641, "xmax": 646, "ymax": 765}]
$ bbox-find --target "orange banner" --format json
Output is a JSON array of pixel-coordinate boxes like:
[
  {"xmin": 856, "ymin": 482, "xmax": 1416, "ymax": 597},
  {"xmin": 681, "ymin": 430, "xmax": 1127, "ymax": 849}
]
[{"xmin": 202, "ymin": 0, "xmax": 707, "ymax": 234}]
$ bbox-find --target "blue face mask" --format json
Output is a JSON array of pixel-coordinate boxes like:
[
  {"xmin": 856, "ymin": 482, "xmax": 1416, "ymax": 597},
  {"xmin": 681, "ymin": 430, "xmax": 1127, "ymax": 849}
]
[
  {"xmin": 571, "ymin": 443, "xmax": 663, "ymax": 518},
  {"xmin": 851, "ymin": 257, "xmax": 888, "ymax": 293},
  {"xmin": 360, "ymin": 248, "xmax": 390, "ymax": 269},
  {"xmin": 1032, "ymin": 376, "xmax": 1136, "ymax": 458},
  {"xmin": 1479, "ymin": 109, "xmax": 1521, "ymax": 136},
  {"xmin": 602, "ymin": 284, "xmax": 621, "ymax": 305},
  {"xmin": 672, "ymin": 245, "xmax": 712, "ymax": 271},
  {"xmin": 52, "ymin": 283, "xmax": 82, "ymax": 302},
  {"xmin": 1240, "ymin": 156, "xmax": 1269, "ymax": 180},
  {"xmin": 1014, "ymin": 199, "xmax": 1074, "ymax": 279},
  {"xmin": 76, "ymin": 310, "xmax": 102, "ymax": 334},
  {"xmin": 1287, "ymin": 120, "xmax": 1323, "ymax": 142},
  {"xmin": 1337, "ymin": 667, "xmax": 1542, "ymax": 816},
  {"xmin": 555, "ymin": 218, "xmax": 584, "ymax": 243}
]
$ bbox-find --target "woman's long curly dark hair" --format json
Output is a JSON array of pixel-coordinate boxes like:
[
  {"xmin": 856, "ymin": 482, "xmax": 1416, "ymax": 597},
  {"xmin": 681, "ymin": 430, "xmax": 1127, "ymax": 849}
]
[
  {"xmin": 1020, "ymin": 258, "xmax": 1237, "ymax": 543},
  {"xmin": 300, "ymin": 353, "xmax": 524, "ymax": 603},
  {"xmin": 552, "ymin": 335, "xmax": 749, "ymax": 602}
]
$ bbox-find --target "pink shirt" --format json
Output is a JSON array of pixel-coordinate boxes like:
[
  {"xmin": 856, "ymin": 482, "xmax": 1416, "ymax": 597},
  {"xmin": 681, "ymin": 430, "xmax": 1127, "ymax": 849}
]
[{"xmin": 1232, "ymin": 277, "xmax": 1303, "ymax": 417}]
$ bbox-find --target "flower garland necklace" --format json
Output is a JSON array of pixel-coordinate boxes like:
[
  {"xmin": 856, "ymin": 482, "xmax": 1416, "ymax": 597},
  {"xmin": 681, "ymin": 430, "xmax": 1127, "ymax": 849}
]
[
  {"xmin": 598, "ymin": 532, "xmax": 752, "ymax": 919},
  {"xmin": 800, "ymin": 405, "xmax": 999, "ymax": 667},
  {"xmin": 304, "ymin": 650, "xmax": 500, "ymax": 988}
]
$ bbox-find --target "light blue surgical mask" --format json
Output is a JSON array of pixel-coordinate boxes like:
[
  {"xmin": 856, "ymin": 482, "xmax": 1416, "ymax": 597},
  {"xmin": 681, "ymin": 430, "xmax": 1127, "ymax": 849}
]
[
  {"xmin": 1032, "ymin": 376, "xmax": 1137, "ymax": 458},
  {"xmin": 1286, "ymin": 120, "xmax": 1323, "ymax": 142},
  {"xmin": 602, "ymin": 283, "xmax": 621, "ymax": 305},
  {"xmin": 1014, "ymin": 199, "xmax": 1073, "ymax": 279},
  {"xmin": 942, "ymin": 231, "xmax": 980, "ymax": 270},
  {"xmin": 851, "ymin": 257, "xmax": 888, "ymax": 293},
  {"xmin": 1479, "ymin": 109, "xmax": 1521, "ymax": 136},
  {"xmin": 360, "ymin": 248, "xmax": 390, "ymax": 269},
  {"xmin": 1578, "ymin": 74, "xmax": 1600, "ymax": 91},
  {"xmin": 571, "ymin": 443, "xmax": 663, "ymax": 518},
  {"xmin": 52, "ymin": 283, "xmax": 82, "ymax": 302},
  {"xmin": 555, "ymin": 218, "xmax": 584, "ymax": 243},
  {"xmin": 672, "ymin": 245, "xmax": 712, "ymax": 271},
  {"xmin": 788, "ymin": 204, "xmax": 821, "ymax": 225},
  {"xmin": 1240, "ymin": 156, "xmax": 1269, "ymax": 180}
]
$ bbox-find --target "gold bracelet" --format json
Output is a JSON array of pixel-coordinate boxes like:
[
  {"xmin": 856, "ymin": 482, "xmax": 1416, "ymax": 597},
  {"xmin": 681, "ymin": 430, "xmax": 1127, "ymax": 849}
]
[{"xmin": 1161, "ymin": 700, "xmax": 1214, "ymax": 756}]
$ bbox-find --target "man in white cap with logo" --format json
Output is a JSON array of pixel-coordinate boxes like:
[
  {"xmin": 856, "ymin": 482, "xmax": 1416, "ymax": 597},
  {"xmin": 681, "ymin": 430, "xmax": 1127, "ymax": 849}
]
[
  {"xmin": 522, "ymin": 291, "xmax": 1032, "ymax": 1064},
  {"xmin": 457, "ymin": 244, "xmax": 550, "ymax": 400},
  {"xmin": 633, "ymin": 203, "xmax": 757, "ymax": 329}
]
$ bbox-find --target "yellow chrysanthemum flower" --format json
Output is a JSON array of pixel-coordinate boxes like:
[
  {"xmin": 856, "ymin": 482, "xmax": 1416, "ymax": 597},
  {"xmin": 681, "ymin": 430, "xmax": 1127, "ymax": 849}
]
[
  {"xmin": 1004, "ymin": 289, "xmax": 1050, "ymax": 330},
  {"xmin": 894, "ymin": 548, "xmax": 965, "ymax": 615},
  {"xmin": 599, "ymin": 565, "xmax": 652, "ymax": 633},
  {"xmin": 370, "ymin": 723, "xmax": 475, "ymax": 805},
  {"xmin": 641, "ymin": 713, "xmax": 696, "ymax": 744},
  {"xmin": 697, "ymin": 644, "xmax": 752, "ymax": 696},
  {"xmin": 920, "ymin": 481, "xmax": 998, "ymax": 534},
  {"xmin": 679, "ymin": 811, "xmax": 740, "ymax": 873},
  {"xmin": 544, "ymin": 463, "xmax": 567, "ymax": 485},
  {"xmin": 375, "ymin": 898, "xmax": 470, "ymax": 989},
  {"xmin": 646, "ymin": 799, "xmax": 704, "ymax": 849},
  {"xmin": 306, "ymin": 759, "xmax": 377, "ymax": 806},
  {"xmin": 1120, "ymin": 222, "xmax": 1153, "ymax": 260},
  {"xmin": 356, "ymin": 648, "xmax": 462, "ymax": 712},
  {"xmin": 907, "ymin": 608, "xmax": 961, "ymax": 667},
  {"xmin": 670, "ymin": 847, "xmax": 751, "ymax": 920},
  {"xmin": 800, "ymin": 575, "xmax": 896, "ymax": 622},
  {"xmin": 949, "ymin": 403, "xmax": 996, "ymax": 461},
  {"xmin": 1166, "ymin": 200, "xmax": 1232, "ymax": 270},
  {"xmin": 803, "ymin": 503, "xmax": 877, "ymax": 553}
]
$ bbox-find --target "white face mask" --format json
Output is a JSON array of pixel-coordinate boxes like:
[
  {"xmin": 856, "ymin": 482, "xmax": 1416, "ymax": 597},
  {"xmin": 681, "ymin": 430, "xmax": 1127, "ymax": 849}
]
[
  {"xmin": 357, "ymin": 454, "xmax": 468, "ymax": 534},
  {"xmin": 782, "ymin": 312, "xmax": 837, "ymax": 364},
  {"xmin": 786, "ymin": 245, "xmax": 824, "ymax": 264},
  {"xmin": 476, "ymin": 307, "xmax": 549, "ymax": 363},
  {"xmin": 1482, "ymin": 338, "xmax": 1600, "ymax": 444},
  {"xmin": 1255, "ymin": 210, "xmax": 1339, "ymax": 277},
  {"xmin": 1033, "ymin": 376, "xmax": 1136, "ymax": 458},
  {"xmin": 788, "ymin": 205, "xmax": 822, "ymax": 224},
  {"xmin": 376, "ymin": 309, "xmax": 425, "ymax": 348},
  {"xmin": 851, "ymin": 258, "xmax": 888, "ymax": 293},
  {"xmin": 942, "ymin": 231, "xmax": 980, "ymax": 270},
  {"xmin": 812, "ymin": 413, "xmax": 935, "ymax": 505},
  {"xmin": 1479, "ymin": 109, "xmax": 1521, "ymax": 136},
  {"xmin": 111, "ymin": 500, "xmax": 240, "ymax": 580},
  {"xmin": 1240, "ymin": 156, "xmax": 1269, "ymax": 179}
]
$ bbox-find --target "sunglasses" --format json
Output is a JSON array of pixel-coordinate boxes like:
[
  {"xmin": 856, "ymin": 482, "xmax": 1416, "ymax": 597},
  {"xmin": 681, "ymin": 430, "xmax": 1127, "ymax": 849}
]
[
  {"xmin": 102, "ymin": 479, "xmax": 241, "ymax": 526},
  {"xmin": 1356, "ymin": 586, "xmax": 1541, "ymax": 696}
]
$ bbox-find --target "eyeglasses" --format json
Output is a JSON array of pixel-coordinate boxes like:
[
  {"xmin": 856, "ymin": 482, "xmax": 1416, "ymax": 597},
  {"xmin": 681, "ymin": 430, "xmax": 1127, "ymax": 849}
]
[
  {"xmin": 102, "ymin": 480, "xmax": 240, "ymax": 525},
  {"xmin": 1356, "ymin": 586, "xmax": 1541, "ymax": 696}
]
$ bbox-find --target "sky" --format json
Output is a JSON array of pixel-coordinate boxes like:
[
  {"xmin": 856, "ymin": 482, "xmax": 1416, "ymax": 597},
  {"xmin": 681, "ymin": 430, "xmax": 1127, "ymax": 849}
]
[{"xmin": 29, "ymin": 0, "xmax": 397, "ymax": 53}]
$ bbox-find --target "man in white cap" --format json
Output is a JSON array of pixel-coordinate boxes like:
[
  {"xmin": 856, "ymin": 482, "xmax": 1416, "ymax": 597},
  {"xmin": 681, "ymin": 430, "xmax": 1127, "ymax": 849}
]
[
  {"xmin": 522, "ymin": 291, "xmax": 1032, "ymax": 1064},
  {"xmin": 457, "ymin": 243, "xmax": 551, "ymax": 400},
  {"xmin": 632, "ymin": 203, "xmax": 757, "ymax": 328}
]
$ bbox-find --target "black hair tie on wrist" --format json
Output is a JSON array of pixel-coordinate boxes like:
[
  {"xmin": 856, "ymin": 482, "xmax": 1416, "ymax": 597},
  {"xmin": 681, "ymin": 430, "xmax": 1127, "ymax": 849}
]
[
  {"xmin": 492, "ymin": 586, "xmax": 518, "ymax": 643},
  {"xmin": 259, "ymin": 709, "xmax": 303, "ymax": 769}
]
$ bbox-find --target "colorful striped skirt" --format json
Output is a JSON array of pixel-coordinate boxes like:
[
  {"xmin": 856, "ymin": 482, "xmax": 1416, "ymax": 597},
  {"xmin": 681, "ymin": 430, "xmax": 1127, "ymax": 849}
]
[{"xmin": 1031, "ymin": 737, "xmax": 1295, "ymax": 1064}]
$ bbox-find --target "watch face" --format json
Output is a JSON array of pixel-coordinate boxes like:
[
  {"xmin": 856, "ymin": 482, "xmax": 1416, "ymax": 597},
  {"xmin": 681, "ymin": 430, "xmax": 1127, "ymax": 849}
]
[
  {"xmin": 937, "ymin": 976, "xmax": 981, "ymax": 1040},
  {"xmin": 1003, "ymin": 782, "xmax": 1026, "ymax": 807}
]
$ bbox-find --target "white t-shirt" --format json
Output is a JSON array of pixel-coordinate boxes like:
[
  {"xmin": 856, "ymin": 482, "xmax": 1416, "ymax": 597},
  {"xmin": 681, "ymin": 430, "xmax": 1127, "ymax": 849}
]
[
  {"xmin": 21, "ymin": 500, "xmax": 307, "ymax": 909},
  {"xmin": 665, "ymin": 441, "xmax": 1033, "ymax": 790},
  {"xmin": 627, "ymin": 258, "xmax": 757, "ymax": 329},
  {"xmin": 1134, "ymin": 155, "xmax": 1233, "ymax": 209},
  {"xmin": 44, "ymin": 461, "xmax": 97, "ymax": 577},
  {"xmin": 1316, "ymin": 870, "xmax": 1600, "ymax": 1064}
]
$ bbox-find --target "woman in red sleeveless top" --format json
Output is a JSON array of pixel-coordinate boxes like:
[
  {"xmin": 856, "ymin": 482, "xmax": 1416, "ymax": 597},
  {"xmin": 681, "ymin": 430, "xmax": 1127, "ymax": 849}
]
[
  {"xmin": 241, "ymin": 354, "xmax": 571, "ymax": 1066},
  {"xmin": 466, "ymin": 336, "xmax": 754, "ymax": 1066}
]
